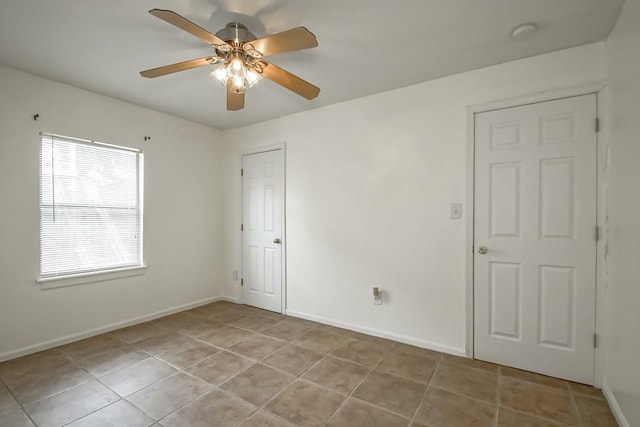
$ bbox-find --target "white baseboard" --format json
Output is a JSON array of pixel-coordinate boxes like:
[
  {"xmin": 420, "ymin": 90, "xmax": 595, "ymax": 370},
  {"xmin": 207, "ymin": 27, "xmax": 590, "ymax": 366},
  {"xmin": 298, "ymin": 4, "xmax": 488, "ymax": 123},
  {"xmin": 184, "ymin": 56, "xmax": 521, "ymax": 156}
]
[
  {"xmin": 221, "ymin": 295, "xmax": 241, "ymax": 304},
  {"xmin": 285, "ymin": 309, "xmax": 466, "ymax": 357},
  {"xmin": 0, "ymin": 296, "xmax": 224, "ymax": 362},
  {"xmin": 602, "ymin": 382, "xmax": 630, "ymax": 427}
]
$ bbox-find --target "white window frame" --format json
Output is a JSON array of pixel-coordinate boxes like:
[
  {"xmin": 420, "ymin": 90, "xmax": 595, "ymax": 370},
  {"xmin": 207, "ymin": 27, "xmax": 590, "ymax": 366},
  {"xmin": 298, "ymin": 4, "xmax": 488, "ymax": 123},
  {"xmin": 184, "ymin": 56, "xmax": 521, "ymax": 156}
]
[{"xmin": 37, "ymin": 132, "xmax": 146, "ymax": 289}]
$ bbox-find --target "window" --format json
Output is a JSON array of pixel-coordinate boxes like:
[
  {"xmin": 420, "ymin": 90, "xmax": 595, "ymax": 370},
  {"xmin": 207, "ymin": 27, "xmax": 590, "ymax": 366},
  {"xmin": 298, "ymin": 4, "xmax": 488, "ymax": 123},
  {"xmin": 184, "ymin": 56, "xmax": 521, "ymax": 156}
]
[{"xmin": 39, "ymin": 133, "xmax": 143, "ymax": 280}]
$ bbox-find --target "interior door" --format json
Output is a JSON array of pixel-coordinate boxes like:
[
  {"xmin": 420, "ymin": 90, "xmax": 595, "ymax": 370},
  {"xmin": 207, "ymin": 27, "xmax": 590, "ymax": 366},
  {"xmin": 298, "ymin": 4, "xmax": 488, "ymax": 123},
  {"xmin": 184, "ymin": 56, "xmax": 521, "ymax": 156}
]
[
  {"xmin": 242, "ymin": 149, "xmax": 284, "ymax": 313},
  {"xmin": 474, "ymin": 94, "xmax": 598, "ymax": 384}
]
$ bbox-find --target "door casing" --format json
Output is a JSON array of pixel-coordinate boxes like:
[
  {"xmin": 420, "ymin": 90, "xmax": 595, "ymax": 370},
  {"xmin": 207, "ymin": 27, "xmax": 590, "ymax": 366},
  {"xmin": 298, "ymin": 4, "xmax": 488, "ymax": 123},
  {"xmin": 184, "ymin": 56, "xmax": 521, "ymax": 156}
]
[
  {"xmin": 239, "ymin": 143, "xmax": 287, "ymax": 314},
  {"xmin": 465, "ymin": 82, "xmax": 609, "ymax": 386}
]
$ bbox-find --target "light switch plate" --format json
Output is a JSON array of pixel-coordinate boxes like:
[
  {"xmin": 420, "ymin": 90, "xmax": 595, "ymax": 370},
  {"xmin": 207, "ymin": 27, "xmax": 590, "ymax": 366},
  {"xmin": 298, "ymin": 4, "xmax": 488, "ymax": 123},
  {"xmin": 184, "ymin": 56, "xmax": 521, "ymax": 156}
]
[{"xmin": 450, "ymin": 203, "xmax": 463, "ymax": 219}]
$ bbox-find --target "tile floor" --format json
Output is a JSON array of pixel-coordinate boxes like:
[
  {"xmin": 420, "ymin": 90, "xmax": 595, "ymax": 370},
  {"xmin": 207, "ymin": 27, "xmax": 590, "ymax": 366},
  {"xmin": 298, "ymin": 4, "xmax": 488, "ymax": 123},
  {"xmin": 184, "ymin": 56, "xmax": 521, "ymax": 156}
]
[{"xmin": 0, "ymin": 301, "xmax": 618, "ymax": 426}]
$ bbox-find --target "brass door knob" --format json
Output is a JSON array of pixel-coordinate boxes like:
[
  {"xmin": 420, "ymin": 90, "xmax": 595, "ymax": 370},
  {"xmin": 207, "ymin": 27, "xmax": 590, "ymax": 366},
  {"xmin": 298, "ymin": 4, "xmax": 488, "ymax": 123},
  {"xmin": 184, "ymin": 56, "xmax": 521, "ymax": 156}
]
[
  {"xmin": 273, "ymin": 238, "xmax": 281, "ymax": 244},
  {"xmin": 478, "ymin": 246, "xmax": 488, "ymax": 255}
]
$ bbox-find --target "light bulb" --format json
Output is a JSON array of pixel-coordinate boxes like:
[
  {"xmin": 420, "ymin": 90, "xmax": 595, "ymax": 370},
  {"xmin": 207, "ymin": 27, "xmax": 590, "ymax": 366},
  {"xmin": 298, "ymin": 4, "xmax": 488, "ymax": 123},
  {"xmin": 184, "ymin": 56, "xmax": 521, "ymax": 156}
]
[
  {"xmin": 245, "ymin": 69, "xmax": 261, "ymax": 88},
  {"xmin": 231, "ymin": 75, "xmax": 244, "ymax": 90},
  {"xmin": 230, "ymin": 58, "xmax": 243, "ymax": 72},
  {"xmin": 212, "ymin": 65, "xmax": 228, "ymax": 84}
]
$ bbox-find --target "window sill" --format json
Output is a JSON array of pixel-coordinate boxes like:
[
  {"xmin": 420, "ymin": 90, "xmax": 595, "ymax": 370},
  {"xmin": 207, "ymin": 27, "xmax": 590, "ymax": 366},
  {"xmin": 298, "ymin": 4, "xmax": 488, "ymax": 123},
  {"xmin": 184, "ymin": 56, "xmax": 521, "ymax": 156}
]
[{"xmin": 37, "ymin": 265, "xmax": 148, "ymax": 290}]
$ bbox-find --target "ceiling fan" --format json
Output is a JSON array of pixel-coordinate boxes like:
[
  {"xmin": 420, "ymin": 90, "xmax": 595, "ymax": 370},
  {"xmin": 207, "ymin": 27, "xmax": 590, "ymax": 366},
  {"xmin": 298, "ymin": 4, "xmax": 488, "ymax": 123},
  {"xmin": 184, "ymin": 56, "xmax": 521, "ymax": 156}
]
[{"xmin": 139, "ymin": 9, "xmax": 320, "ymax": 111}]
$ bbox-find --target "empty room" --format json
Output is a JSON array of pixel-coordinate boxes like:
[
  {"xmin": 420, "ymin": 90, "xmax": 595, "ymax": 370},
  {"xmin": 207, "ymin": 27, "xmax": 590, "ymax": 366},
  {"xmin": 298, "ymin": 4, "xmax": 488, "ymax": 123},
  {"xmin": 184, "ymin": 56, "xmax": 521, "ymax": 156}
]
[{"xmin": 0, "ymin": 1, "xmax": 638, "ymax": 426}]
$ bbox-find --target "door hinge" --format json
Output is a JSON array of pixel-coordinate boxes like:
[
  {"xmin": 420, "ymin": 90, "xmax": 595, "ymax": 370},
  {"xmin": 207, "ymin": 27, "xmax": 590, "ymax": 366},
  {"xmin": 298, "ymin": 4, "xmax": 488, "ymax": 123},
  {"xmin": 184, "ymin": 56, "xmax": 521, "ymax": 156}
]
[
  {"xmin": 241, "ymin": 278, "xmax": 244, "ymax": 287},
  {"xmin": 595, "ymin": 225, "xmax": 600, "ymax": 241},
  {"xmin": 595, "ymin": 117, "xmax": 601, "ymax": 133},
  {"xmin": 594, "ymin": 333, "xmax": 599, "ymax": 348},
  {"xmin": 241, "ymin": 224, "xmax": 243, "ymax": 231},
  {"xmin": 241, "ymin": 168, "xmax": 244, "ymax": 176}
]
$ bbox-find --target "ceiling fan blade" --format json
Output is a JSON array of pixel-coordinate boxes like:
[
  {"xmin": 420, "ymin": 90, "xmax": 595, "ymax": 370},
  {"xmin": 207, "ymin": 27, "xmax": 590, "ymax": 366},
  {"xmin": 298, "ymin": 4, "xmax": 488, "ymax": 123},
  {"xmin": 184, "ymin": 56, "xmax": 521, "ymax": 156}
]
[
  {"xmin": 259, "ymin": 61, "xmax": 320, "ymax": 100},
  {"xmin": 249, "ymin": 27, "xmax": 318, "ymax": 57},
  {"xmin": 140, "ymin": 57, "xmax": 219, "ymax": 78},
  {"xmin": 227, "ymin": 80, "xmax": 245, "ymax": 111},
  {"xmin": 149, "ymin": 9, "xmax": 230, "ymax": 48}
]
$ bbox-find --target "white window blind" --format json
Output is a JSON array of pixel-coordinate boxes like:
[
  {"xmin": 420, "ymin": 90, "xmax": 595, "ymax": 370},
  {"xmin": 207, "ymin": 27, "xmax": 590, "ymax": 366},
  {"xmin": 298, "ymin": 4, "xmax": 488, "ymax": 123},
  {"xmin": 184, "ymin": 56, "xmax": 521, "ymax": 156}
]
[{"xmin": 39, "ymin": 133, "xmax": 143, "ymax": 279}]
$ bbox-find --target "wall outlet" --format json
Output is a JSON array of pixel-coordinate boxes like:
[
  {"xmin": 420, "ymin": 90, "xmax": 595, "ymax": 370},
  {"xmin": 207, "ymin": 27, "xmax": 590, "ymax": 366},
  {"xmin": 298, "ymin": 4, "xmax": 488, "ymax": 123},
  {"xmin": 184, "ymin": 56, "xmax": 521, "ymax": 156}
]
[
  {"xmin": 232, "ymin": 270, "xmax": 239, "ymax": 281},
  {"xmin": 450, "ymin": 203, "xmax": 463, "ymax": 219},
  {"xmin": 373, "ymin": 286, "xmax": 383, "ymax": 305}
]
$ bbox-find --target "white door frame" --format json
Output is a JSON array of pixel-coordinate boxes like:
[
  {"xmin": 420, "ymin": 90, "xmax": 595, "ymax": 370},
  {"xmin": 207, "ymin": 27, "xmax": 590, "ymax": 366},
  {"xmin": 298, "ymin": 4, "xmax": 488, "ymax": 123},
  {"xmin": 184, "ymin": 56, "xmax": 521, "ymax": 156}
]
[
  {"xmin": 239, "ymin": 143, "xmax": 287, "ymax": 314},
  {"xmin": 464, "ymin": 82, "xmax": 609, "ymax": 386}
]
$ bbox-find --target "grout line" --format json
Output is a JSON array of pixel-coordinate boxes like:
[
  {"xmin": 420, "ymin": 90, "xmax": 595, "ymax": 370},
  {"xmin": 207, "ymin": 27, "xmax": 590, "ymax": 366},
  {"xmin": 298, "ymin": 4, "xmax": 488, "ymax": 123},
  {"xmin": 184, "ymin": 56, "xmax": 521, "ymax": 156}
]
[
  {"xmin": 0, "ymin": 376, "xmax": 39, "ymax": 427},
  {"xmin": 408, "ymin": 355, "xmax": 440, "ymax": 426},
  {"xmin": 323, "ymin": 338, "xmax": 397, "ymax": 426}
]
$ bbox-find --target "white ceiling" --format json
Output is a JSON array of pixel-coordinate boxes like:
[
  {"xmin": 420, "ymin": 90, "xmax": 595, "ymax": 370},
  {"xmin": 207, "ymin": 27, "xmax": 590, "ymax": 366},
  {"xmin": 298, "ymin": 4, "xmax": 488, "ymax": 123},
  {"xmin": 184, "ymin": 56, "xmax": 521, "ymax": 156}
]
[{"xmin": 0, "ymin": 0, "xmax": 623, "ymax": 130}]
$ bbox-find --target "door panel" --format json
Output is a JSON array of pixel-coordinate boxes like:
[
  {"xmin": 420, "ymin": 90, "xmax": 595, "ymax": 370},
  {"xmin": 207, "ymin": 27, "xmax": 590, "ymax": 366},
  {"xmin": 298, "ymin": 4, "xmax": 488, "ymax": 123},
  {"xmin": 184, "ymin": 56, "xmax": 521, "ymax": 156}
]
[
  {"xmin": 474, "ymin": 94, "xmax": 597, "ymax": 384},
  {"xmin": 242, "ymin": 149, "xmax": 284, "ymax": 313}
]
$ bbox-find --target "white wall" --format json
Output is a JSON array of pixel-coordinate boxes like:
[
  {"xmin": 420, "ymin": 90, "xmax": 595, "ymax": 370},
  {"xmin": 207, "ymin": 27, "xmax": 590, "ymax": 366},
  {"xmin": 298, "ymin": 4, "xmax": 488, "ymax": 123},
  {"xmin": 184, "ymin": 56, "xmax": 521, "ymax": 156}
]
[
  {"xmin": 0, "ymin": 66, "xmax": 225, "ymax": 359},
  {"xmin": 222, "ymin": 43, "xmax": 606, "ymax": 354},
  {"xmin": 604, "ymin": 1, "xmax": 640, "ymax": 425}
]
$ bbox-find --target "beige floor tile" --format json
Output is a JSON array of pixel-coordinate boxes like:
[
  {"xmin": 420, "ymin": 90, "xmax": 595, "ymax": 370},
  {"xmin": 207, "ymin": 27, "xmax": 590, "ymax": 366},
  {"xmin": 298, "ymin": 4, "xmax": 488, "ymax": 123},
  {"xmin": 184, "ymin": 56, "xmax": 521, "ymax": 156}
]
[
  {"xmin": 441, "ymin": 354, "xmax": 500, "ymax": 373},
  {"xmin": 431, "ymin": 362, "xmax": 498, "ymax": 403},
  {"xmin": 501, "ymin": 366, "xmax": 569, "ymax": 390},
  {"xmin": 568, "ymin": 382, "xmax": 605, "ymax": 399},
  {"xmin": 327, "ymin": 398, "xmax": 409, "ymax": 427},
  {"xmin": 24, "ymin": 380, "xmax": 118, "ymax": 427},
  {"xmin": 352, "ymin": 370, "xmax": 426, "ymax": 418},
  {"xmin": 5, "ymin": 362, "xmax": 93, "ymax": 404},
  {"xmin": 231, "ymin": 315, "xmax": 285, "ymax": 332},
  {"xmin": 239, "ymin": 410, "xmax": 294, "ymax": 427},
  {"xmin": 198, "ymin": 326, "xmax": 254, "ymax": 348},
  {"xmin": 392, "ymin": 343, "xmax": 442, "ymax": 361},
  {"xmin": 228, "ymin": 334, "xmax": 286, "ymax": 360},
  {"xmin": 348, "ymin": 333, "xmax": 395, "ymax": 349},
  {"xmin": 172, "ymin": 318, "xmax": 225, "ymax": 337},
  {"xmin": 414, "ymin": 387, "xmax": 496, "ymax": 427},
  {"xmin": 160, "ymin": 389, "xmax": 255, "ymax": 427},
  {"xmin": 311, "ymin": 324, "xmax": 353, "ymax": 337},
  {"xmin": 0, "ymin": 408, "xmax": 35, "ymax": 427},
  {"xmin": 302, "ymin": 356, "xmax": 370, "ymax": 395},
  {"xmin": 499, "ymin": 376, "xmax": 576, "ymax": 425},
  {"xmin": 0, "ymin": 382, "xmax": 20, "ymax": 416},
  {"xmin": 262, "ymin": 318, "xmax": 317, "ymax": 341},
  {"xmin": 188, "ymin": 302, "xmax": 232, "ymax": 318},
  {"xmin": 59, "ymin": 334, "xmax": 123, "ymax": 361},
  {"xmin": 126, "ymin": 373, "xmax": 212, "ymax": 420},
  {"xmin": 110, "ymin": 322, "xmax": 168, "ymax": 344},
  {"xmin": 208, "ymin": 309, "xmax": 252, "ymax": 324},
  {"xmin": 220, "ymin": 363, "xmax": 294, "ymax": 406},
  {"xmin": 151, "ymin": 312, "xmax": 200, "ymax": 330},
  {"xmin": 133, "ymin": 331, "xmax": 194, "ymax": 355},
  {"xmin": 100, "ymin": 358, "xmax": 177, "ymax": 397},
  {"xmin": 155, "ymin": 339, "xmax": 219, "ymax": 369},
  {"xmin": 497, "ymin": 407, "xmax": 566, "ymax": 426},
  {"xmin": 331, "ymin": 338, "xmax": 389, "ymax": 367},
  {"xmin": 263, "ymin": 345, "xmax": 324, "ymax": 376},
  {"xmin": 77, "ymin": 345, "xmax": 148, "ymax": 376},
  {"xmin": 376, "ymin": 350, "xmax": 438, "ymax": 383},
  {"xmin": 0, "ymin": 350, "xmax": 68, "ymax": 381},
  {"xmin": 66, "ymin": 400, "xmax": 154, "ymax": 426},
  {"xmin": 187, "ymin": 351, "xmax": 255, "ymax": 385},
  {"xmin": 574, "ymin": 394, "xmax": 618, "ymax": 427},
  {"xmin": 293, "ymin": 329, "xmax": 349, "ymax": 353},
  {"xmin": 266, "ymin": 380, "xmax": 344, "ymax": 426}
]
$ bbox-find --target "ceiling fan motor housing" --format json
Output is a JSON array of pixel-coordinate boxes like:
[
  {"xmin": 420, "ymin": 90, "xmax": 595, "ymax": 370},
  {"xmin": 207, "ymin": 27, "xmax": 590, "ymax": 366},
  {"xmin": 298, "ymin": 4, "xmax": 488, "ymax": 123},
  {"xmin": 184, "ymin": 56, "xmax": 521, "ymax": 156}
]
[{"xmin": 215, "ymin": 22, "xmax": 257, "ymax": 46}]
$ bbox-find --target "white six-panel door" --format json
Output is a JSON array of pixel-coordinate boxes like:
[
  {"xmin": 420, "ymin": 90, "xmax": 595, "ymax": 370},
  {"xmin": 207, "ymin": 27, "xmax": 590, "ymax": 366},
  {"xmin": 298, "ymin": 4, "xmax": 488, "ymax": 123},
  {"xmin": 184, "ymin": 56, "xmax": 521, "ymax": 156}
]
[
  {"xmin": 474, "ymin": 94, "xmax": 598, "ymax": 384},
  {"xmin": 242, "ymin": 149, "xmax": 284, "ymax": 313}
]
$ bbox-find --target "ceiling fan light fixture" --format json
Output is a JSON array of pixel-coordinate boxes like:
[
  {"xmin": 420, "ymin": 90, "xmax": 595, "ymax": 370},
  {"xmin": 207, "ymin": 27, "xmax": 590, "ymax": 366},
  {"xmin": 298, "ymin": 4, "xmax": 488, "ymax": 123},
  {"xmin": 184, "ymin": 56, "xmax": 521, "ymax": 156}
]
[{"xmin": 212, "ymin": 59, "xmax": 262, "ymax": 90}]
